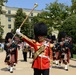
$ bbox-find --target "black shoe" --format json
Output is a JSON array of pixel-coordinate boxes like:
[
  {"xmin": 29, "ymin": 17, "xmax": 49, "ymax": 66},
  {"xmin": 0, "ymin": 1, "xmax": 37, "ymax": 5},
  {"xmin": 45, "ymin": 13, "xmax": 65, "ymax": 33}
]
[
  {"xmin": 10, "ymin": 71, "xmax": 13, "ymax": 73},
  {"xmin": 8, "ymin": 69, "xmax": 10, "ymax": 71},
  {"xmin": 7, "ymin": 67, "xmax": 10, "ymax": 71},
  {"xmin": 14, "ymin": 64, "xmax": 16, "ymax": 66},
  {"xmin": 24, "ymin": 60, "xmax": 27, "ymax": 62},
  {"xmin": 65, "ymin": 69, "xmax": 68, "ymax": 71},
  {"xmin": 14, "ymin": 63, "xmax": 16, "ymax": 66},
  {"xmin": 56, "ymin": 64, "xmax": 58, "ymax": 65},
  {"xmin": 29, "ymin": 56, "xmax": 31, "ymax": 58}
]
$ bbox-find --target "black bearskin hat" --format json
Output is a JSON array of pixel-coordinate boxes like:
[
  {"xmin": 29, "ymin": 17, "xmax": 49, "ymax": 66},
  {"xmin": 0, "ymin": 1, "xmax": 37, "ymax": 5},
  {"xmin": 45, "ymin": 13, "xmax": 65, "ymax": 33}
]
[
  {"xmin": 63, "ymin": 42, "xmax": 69, "ymax": 48},
  {"xmin": 58, "ymin": 31, "xmax": 66, "ymax": 42},
  {"xmin": 34, "ymin": 22, "xmax": 47, "ymax": 37},
  {"xmin": 5, "ymin": 32, "xmax": 13, "ymax": 43}
]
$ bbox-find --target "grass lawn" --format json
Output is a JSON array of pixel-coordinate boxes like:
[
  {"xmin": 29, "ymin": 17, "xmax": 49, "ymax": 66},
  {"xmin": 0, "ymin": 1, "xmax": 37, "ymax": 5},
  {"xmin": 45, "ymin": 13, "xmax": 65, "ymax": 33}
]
[{"xmin": 73, "ymin": 54, "xmax": 76, "ymax": 59}]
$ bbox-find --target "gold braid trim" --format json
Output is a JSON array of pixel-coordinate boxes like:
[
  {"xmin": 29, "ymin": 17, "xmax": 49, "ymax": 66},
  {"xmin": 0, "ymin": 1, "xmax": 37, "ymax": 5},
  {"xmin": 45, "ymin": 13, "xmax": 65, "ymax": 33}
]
[{"xmin": 33, "ymin": 45, "xmax": 45, "ymax": 60}]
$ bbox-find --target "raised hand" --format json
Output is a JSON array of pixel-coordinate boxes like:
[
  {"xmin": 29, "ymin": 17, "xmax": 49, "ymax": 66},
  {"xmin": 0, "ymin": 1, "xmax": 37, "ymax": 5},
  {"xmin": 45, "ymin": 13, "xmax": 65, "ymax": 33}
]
[{"xmin": 16, "ymin": 28, "xmax": 21, "ymax": 36}]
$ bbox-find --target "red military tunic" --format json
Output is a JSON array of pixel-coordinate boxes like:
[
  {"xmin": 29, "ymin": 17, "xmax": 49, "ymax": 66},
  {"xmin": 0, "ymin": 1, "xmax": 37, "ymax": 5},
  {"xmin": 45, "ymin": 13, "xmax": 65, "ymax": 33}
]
[{"xmin": 22, "ymin": 38, "xmax": 53, "ymax": 70}]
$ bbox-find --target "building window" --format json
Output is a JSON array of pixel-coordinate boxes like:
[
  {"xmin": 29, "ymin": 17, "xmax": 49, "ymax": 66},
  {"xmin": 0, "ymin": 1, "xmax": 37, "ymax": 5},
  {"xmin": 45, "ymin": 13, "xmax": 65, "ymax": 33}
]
[
  {"xmin": 8, "ymin": 17, "xmax": 11, "ymax": 22},
  {"xmin": 8, "ymin": 10, "xmax": 11, "ymax": 14},
  {"xmin": 31, "ymin": 13, "xmax": 33, "ymax": 16},
  {"xmin": 8, "ymin": 24, "xmax": 11, "ymax": 29}
]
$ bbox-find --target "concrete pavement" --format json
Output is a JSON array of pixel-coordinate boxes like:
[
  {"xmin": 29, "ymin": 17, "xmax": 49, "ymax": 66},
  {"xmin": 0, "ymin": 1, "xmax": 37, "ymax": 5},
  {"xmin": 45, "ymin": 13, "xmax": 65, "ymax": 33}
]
[{"xmin": 0, "ymin": 50, "xmax": 76, "ymax": 75}]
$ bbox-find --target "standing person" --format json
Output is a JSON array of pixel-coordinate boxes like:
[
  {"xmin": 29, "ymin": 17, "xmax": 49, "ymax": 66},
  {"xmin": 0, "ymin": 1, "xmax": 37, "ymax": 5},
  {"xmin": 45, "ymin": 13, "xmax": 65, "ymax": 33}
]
[
  {"xmin": 4, "ymin": 32, "xmax": 18, "ymax": 73},
  {"xmin": 22, "ymin": 41, "xmax": 29, "ymax": 61},
  {"xmin": 68, "ymin": 37, "xmax": 73, "ymax": 58},
  {"xmin": 16, "ymin": 22, "xmax": 53, "ymax": 75},
  {"xmin": 28, "ymin": 45, "xmax": 32, "ymax": 58}
]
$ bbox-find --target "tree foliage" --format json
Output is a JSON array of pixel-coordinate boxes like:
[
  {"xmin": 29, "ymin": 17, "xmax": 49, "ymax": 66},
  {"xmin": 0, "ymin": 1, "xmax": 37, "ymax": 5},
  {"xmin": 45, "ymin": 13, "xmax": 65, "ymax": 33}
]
[
  {"xmin": 71, "ymin": 0, "xmax": 76, "ymax": 4},
  {"xmin": 0, "ymin": 26, "xmax": 4, "ymax": 40},
  {"xmin": 59, "ymin": 15, "xmax": 76, "ymax": 43},
  {"xmin": 14, "ymin": 8, "xmax": 31, "ymax": 37},
  {"xmin": 45, "ymin": 0, "xmax": 71, "ymax": 27},
  {"xmin": 71, "ymin": 0, "xmax": 76, "ymax": 14},
  {"xmin": 32, "ymin": 0, "xmax": 71, "ymax": 36},
  {"xmin": 0, "ymin": 0, "xmax": 8, "ymax": 14}
]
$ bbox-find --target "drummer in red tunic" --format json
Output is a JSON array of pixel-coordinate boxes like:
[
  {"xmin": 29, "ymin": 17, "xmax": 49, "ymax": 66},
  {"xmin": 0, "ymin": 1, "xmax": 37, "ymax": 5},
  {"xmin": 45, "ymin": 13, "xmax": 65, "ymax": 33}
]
[{"xmin": 16, "ymin": 22, "xmax": 53, "ymax": 75}]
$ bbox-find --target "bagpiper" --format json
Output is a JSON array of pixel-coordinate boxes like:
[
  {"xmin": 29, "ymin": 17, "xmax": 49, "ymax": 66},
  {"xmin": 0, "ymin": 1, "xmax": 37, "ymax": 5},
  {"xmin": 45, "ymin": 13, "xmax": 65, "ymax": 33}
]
[
  {"xmin": 4, "ymin": 31, "xmax": 18, "ymax": 73},
  {"xmin": 58, "ymin": 37, "xmax": 70, "ymax": 71}
]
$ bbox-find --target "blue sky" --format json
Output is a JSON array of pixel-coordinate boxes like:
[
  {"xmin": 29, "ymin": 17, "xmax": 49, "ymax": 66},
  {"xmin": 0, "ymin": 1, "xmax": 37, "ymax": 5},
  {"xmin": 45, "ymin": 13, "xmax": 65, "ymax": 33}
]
[{"xmin": 6, "ymin": 0, "xmax": 72, "ymax": 10}]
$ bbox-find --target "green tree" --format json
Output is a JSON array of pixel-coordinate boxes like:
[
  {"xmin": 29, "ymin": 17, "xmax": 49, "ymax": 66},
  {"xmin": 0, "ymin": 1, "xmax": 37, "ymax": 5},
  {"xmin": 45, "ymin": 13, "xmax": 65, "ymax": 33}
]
[
  {"xmin": 59, "ymin": 15, "xmax": 76, "ymax": 43},
  {"xmin": 0, "ymin": 0, "xmax": 8, "ymax": 14},
  {"xmin": 46, "ymin": 0, "xmax": 71, "ymax": 28},
  {"xmin": 32, "ymin": 11, "xmax": 51, "ymax": 25},
  {"xmin": 32, "ymin": 11, "xmax": 53, "ymax": 35},
  {"xmin": 14, "ymin": 8, "xmax": 31, "ymax": 37},
  {"xmin": 71, "ymin": 0, "xmax": 76, "ymax": 14},
  {"xmin": 32, "ymin": 0, "xmax": 71, "ymax": 35},
  {"xmin": 71, "ymin": 0, "xmax": 76, "ymax": 3},
  {"xmin": 0, "ymin": 24, "xmax": 4, "ymax": 40}
]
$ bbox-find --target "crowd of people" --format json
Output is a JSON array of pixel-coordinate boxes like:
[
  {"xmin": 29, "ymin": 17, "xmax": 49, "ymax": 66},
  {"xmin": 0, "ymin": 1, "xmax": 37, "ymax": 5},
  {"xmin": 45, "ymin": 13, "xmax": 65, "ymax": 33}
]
[
  {"xmin": 2, "ymin": 22, "xmax": 73, "ymax": 75},
  {"xmin": 52, "ymin": 36, "xmax": 73, "ymax": 71}
]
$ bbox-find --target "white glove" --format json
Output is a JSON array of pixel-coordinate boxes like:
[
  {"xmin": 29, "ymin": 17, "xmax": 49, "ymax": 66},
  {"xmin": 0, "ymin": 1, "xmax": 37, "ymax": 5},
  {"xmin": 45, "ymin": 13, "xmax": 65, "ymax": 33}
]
[{"xmin": 16, "ymin": 28, "xmax": 21, "ymax": 36}]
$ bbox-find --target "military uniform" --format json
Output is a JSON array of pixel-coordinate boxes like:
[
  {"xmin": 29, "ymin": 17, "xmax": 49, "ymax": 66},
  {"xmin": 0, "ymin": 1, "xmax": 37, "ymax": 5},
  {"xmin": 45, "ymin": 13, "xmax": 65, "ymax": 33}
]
[{"xmin": 16, "ymin": 22, "xmax": 53, "ymax": 75}]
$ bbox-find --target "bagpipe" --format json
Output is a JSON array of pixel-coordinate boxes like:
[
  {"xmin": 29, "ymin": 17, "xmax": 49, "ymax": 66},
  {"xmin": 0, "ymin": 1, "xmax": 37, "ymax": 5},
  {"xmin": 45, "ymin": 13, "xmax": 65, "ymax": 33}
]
[
  {"xmin": 52, "ymin": 42, "xmax": 61, "ymax": 52},
  {"xmin": 60, "ymin": 41, "xmax": 69, "ymax": 59},
  {"xmin": 4, "ymin": 41, "xmax": 17, "ymax": 62},
  {"xmin": 61, "ymin": 41, "xmax": 69, "ymax": 53}
]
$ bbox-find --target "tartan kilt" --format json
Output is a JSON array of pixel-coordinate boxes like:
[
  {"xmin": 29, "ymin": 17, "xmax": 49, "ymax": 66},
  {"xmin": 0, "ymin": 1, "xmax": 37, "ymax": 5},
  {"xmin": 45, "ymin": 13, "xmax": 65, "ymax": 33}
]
[
  {"xmin": 4, "ymin": 54, "xmax": 15, "ymax": 64},
  {"xmin": 10, "ymin": 54, "xmax": 15, "ymax": 63}
]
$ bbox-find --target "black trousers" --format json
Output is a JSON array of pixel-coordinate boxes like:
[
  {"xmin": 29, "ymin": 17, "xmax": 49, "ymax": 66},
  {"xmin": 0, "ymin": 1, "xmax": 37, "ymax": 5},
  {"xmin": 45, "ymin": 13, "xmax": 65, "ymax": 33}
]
[
  {"xmin": 34, "ymin": 68, "xmax": 49, "ymax": 75},
  {"xmin": 23, "ymin": 52, "xmax": 27, "ymax": 61},
  {"xmin": 28, "ymin": 50, "xmax": 32, "ymax": 58}
]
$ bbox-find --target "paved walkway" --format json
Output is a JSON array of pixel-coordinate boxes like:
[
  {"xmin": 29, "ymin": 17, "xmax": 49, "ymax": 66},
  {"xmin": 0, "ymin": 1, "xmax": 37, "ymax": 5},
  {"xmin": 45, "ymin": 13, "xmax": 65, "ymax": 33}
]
[{"xmin": 0, "ymin": 50, "xmax": 76, "ymax": 75}]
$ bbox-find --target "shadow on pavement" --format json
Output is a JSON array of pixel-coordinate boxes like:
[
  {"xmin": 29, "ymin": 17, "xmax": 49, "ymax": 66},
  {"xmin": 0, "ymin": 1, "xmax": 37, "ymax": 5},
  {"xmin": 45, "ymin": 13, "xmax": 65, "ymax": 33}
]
[
  {"xmin": 69, "ymin": 65, "xmax": 76, "ymax": 68},
  {"xmin": 19, "ymin": 59, "xmax": 27, "ymax": 62},
  {"xmin": 52, "ymin": 66, "xmax": 64, "ymax": 70},
  {"xmin": 1, "ymin": 67, "xmax": 8, "ymax": 72}
]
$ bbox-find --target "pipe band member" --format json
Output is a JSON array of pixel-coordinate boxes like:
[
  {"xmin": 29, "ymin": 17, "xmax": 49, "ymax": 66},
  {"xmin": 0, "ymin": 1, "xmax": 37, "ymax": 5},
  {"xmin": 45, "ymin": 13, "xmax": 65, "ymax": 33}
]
[{"xmin": 4, "ymin": 32, "xmax": 18, "ymax": 73}]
